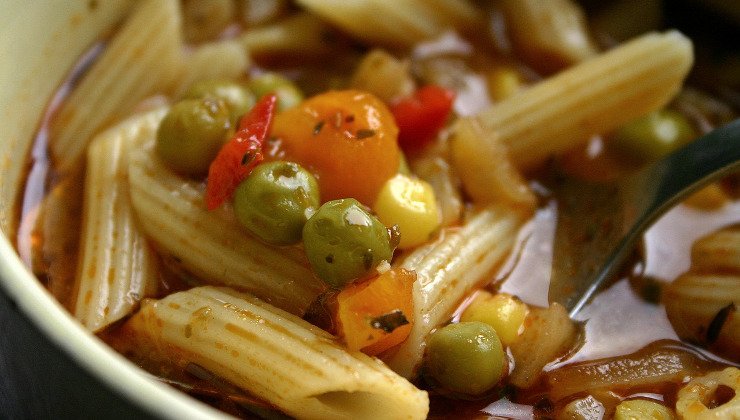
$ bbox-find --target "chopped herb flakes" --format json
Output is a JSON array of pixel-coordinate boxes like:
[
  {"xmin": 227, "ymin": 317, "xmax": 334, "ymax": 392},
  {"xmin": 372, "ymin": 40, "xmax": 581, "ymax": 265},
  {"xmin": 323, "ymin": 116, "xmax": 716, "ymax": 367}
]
[
  {"xmin": 356, "ymin": 129, "xmax": 376, "ymax": 139},
  {"xmin": 370, "ymin": 310, "xmax": 409, "ymax": 333}
]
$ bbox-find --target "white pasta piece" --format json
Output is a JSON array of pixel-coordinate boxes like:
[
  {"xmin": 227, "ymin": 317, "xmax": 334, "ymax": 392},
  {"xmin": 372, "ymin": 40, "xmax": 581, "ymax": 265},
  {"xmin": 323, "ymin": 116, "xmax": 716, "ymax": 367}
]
[
  {"xmin": 689, "ymin": 226, "xmax": 740, "ymax": 273},
  {"xmin": 73, "ymin": 109, "xmax": 167, "ymax": 332},
  {"xmin": 450, "ymin": 118, "xmax": 537, "ymax": 211},
  {"xmin": 664, "ymin": 226, "xmax": 740, "ymax": 362},
  {"xmin": 128, "ymin": 141, "xmax": 325, "ymax": 316},
  {"xmin": 240, "ymin": 12, "xmax": 336, "ymax": 57},
  {"xmin": 181, "ymin": 0, "xmax": 236, "ymax": 44},
  {"xmin": 295, "ymin": 0, "xmax": 482, "ymax": 48},
  {"xmin": 385, "ymin": 205, "xmax": 524, "ymax": 378},
  {"xmin": 174, "ymin": 40, "xmax": 251, "ymax": 97},
  {"xmin": 676, "ymin": 367, "xmax": 740, "ymax": 420},
  {"xmin": 124, "ymin": 286, "xmax": 429, "ymax": 420},
  {"xmin": 239, "ymin": 0, "xmax": 287, "ymax": 26},
  {"xmin": 50, "ymin": 0, "xmax": 184, "ymax": 172},
  {"xmin": 497, "ymin": 0, "xmax": 597, "ymax": 72},
  {"xmin": 471, "ymin": 31, "xmax": 693, "ymax": 170}
]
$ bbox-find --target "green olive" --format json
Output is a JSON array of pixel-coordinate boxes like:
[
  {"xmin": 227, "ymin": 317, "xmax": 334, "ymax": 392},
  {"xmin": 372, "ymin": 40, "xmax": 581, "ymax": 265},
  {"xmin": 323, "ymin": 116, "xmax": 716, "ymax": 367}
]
[
  {"xmin": 247, "ymin": 73, "xmax": 304, "ymax": 111},
  {"xmin": 233, "ymin": 161, "xmax": 320, "ymax": 245},
  {"xmin": 302, "ymin": 198, "xmax": 393, "ymax": 288},
  {"xmin": 182, "ymin": 79, "xmax": 256, "ymax": 125},
  {"xmin": 156, "ymin": 98, "xmax": 231, "ymax": 177},
  {"xmin": 425, "ymin": 321, "xmax": 505, "ymax": 395},
  {"xmin": 612, "ymin": 109, "xmax": 697, "ymax": 163}
]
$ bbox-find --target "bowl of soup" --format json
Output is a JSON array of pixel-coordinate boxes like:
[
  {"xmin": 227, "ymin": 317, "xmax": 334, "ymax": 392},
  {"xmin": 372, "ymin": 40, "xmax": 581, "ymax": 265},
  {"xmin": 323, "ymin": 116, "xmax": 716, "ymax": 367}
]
[{"xmin": 0, "ymin": 1, "xmax": 738, "ymax": 419}]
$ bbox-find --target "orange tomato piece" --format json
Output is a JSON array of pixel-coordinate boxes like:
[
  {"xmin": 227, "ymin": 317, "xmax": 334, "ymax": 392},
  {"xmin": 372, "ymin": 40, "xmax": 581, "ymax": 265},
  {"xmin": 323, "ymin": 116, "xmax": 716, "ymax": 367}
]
[
  {"xmin": 335, "ymin": 268, "xmax": 415, "ymax": 356},
  {"xmin": 270, "ymin": 90, "xmax": 400, "ymax": 205}
]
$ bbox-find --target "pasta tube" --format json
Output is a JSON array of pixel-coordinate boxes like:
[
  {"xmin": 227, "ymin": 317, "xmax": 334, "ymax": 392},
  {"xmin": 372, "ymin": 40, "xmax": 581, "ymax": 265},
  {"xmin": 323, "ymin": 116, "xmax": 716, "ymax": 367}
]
[
  {"xmin": 497, "ymin": 0, "xmax": 598, "ymax": 72},
  {"xmin": 240, "ymin": 13, "xmax": 337, "ymax": 57},
  {"xmin": 469, "ymin": 31, "xmax": 693, "ymax": 170},
  {"xmin": 295, "ymin": 0, "xmax": 481, "ymax": 48},
  {"xmin": 73, "ymin": 109, "xmax": 167, "ymax": 332},
  {"xmin": 50, "ymin": 0, "xmax": 183, "ymax": 172},
  {"xmin": 174, "ymin": 40, "xmax": 251, "ymax": 97},
  {"xmin": 664, "ymin": 226, "xmax": 740, "ymax": 361},
  {"xmin": 128, "ymin": 141, "xmax": 326, "ymax": 316},
  {"xmin": 385, "ymin": 205, "xmax": 524, "ymax": 378},
  {"xmin": 123, "ymin": 286, "xmax": 429, "ymax": 420}
]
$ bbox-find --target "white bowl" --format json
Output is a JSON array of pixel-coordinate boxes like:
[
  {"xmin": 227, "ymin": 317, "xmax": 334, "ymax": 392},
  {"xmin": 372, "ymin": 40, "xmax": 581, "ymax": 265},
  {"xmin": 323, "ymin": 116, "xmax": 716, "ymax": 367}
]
[{"xmin": 0, "ymin": 2, "xmax": 224, "ymax": 418}]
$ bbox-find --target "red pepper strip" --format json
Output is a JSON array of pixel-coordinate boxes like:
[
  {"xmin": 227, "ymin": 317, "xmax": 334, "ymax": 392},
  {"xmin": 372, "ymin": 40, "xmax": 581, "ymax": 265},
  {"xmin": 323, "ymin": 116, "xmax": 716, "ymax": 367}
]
[
  {"xmin": 390, "ymin": 85, "xmax": 455, "ymax": 152},
  {"xmin": 205, "ymin": 94, "xmax": 277, "ymax": 210}
]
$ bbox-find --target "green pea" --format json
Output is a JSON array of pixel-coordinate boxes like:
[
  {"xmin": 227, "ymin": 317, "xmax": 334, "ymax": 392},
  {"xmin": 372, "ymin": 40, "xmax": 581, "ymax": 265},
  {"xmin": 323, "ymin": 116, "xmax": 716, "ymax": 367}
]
[
  {"xmin": 612, "ymin": 109, "xmax": 697, "ymax": 163},
  {"xmin": 156, "ymin": 98, "xmax": 231, "ymax": 177},
  {"xmin": 233, "ymin": 161, "xmax": 320, "ymax": 245},
  {"xmin": 302, "ymin": 198, "xmax": 393, "ymax": 288},
  {"xmin": 247, "ymin": 73, "xmax": 304, "ymax": 111},
  {"xmin": 425, "ymin": 321, "xmax": 505, "ymax": 395},
  {"xmin": 182, "ymin": 79, "xmax": 256, "ymax": 125}
]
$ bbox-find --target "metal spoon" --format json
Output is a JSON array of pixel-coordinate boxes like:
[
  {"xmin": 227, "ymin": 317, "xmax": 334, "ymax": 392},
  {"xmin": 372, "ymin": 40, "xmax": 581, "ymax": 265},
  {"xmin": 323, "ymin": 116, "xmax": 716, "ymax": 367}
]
[{"xmin": 548, "ymin": 118, "xmax": 740, "ymax": 317}]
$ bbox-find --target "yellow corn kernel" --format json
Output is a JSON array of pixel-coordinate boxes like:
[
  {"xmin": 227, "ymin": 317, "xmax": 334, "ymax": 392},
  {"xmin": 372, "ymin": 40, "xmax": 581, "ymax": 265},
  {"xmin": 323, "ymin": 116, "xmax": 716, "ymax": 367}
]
[
  {"xmin": 460, "ymin": 291, "xmax": 528, "ymax": 346},
  {"xmin": 615, "ymin": 399, "xmax": 675, "ymax": 420},
  {"xmin": 487, "ymin": 67, "xmax": 523, "ymax": 101},
  {"xmin": 373, "ymin": 174, "xmax": 439, "ymax": 249}
]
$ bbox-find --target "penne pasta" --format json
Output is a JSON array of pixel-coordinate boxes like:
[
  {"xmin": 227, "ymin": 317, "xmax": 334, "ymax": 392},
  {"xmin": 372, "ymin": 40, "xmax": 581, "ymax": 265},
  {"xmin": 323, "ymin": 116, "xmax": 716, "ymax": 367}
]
[
  {"xmin": 663, "ymin": 226, "xmax": 740, "ymax": 361},
  {"xmin": 497, "ymin": 0, "xmax": 598, "ymax": 72},
  {"xmin": 468, "ymin": 31, "xmax": 693, "ymax": 170},
  {"xmin": 73, "ymin": 109, "xmax": 167, "ymax": 332},
  {"xmin": 385, "ymin": 205, "xmax": 524, "ymax": 378},
  {"xmin": 295, "ymin": 0, "xmax": 482, "ymax": 48},
  {"xmin": 689, "ymin": 225, "xmax": 740, "ymax": 273},
  {"xmin": 240, "ymin": 12, "xmax": 337, "ymax": 58},
  {"xmin": 173, "ymin": 40, "xmax": 251, "ymax": 97},
  {"xmin": 128, "ymin": 140, "xmax": 326, "ymax": 316},
  {"xmin": 123, "ymin": 286, "xmax": 429, "ymax": 420},
  {"xmin": 49, "ymin": 0, "xmax": 184, "ymax": 173}
]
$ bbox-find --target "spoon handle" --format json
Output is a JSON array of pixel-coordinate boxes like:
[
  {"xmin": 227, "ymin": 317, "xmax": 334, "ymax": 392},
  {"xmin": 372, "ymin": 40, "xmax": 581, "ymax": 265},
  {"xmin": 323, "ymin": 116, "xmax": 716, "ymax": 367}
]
[{"xmin": 568, "ymin": 118, "xmax": 740, "ymax": 317}]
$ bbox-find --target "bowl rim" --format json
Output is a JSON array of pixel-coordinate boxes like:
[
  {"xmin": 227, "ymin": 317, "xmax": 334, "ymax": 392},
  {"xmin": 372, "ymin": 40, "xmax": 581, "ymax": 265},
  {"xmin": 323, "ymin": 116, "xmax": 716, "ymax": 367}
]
[{"xmin": 0, "ymin": 235, "xmax": 229, "ymax": 419}]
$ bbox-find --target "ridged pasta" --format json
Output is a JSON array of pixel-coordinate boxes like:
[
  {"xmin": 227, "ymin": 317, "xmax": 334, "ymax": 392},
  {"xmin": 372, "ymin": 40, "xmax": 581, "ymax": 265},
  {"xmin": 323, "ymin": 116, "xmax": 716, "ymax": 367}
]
[
  {"xmin": 174, "ymin": 39, "xmax": 251, "ymax": 97},
  {"xmin": 73, "ymin": 109, "xmax": 166, "ymax": 332},
  {"xmin": 676, "ymin": 367, "xmax": 740, "ymax": 420},
  {"xmin": 49, "ymin": 0, "xmax": 183, "ymax": 172},
  {"xmin": 663, "ymin": 227, "xmax": 740, "ymax": 362},
  {"xmin": 470, "ymin": 31, "xmax": 693, "ymax": 170},
  {"xmin": 128, "ymin": 140, "xmax": 326, "ymax": 316},
  {"xmin": 240, "ymin": 13, "xmax": 336, "ymax": 57},
  {"xmin": 497, "ymin": 0, "xmax": 597, "ymax": 72},
  {"xmin": 295, "ymin": 0, "xmax": 481, "ymax": 48},
  {"xmin": 385, "ymin": 205, "xmax": 524, "ymax": 378},
  {"xmin": 123, "ymin": 286, "xmax": 429, "ymax": 420}
]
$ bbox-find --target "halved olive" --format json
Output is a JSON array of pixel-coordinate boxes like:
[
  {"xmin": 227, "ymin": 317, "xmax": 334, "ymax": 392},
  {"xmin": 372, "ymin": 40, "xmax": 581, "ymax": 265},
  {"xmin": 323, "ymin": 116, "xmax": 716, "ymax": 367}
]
[{"xmin": 302, "ymin": 198, "xmax": 393, "ymax": 288}]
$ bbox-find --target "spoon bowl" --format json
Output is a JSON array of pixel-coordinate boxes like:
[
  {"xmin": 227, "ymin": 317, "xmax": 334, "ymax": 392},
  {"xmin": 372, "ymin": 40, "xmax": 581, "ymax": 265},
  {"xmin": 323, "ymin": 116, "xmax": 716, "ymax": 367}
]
[{"xmin": 548, "ymin": 118, "xmax": 740, "ymax": 316}]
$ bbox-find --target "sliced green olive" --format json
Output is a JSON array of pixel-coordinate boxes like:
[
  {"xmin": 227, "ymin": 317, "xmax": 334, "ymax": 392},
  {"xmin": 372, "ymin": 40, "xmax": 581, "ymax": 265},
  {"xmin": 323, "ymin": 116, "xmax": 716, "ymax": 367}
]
[
  {"xmin": 156, "ymin": 98, "xmax": 231, "ymax": 177},
  {"xmin": 233, "ymin": 161, "xmax": 320, "ymax": 245},
  {"xmin": 302, "ymin": 198, "xmax": 393, "ymax": 288},
  {"xmin": 247, "ymin": 73, "xmax": 304, "ymax": 111},
  {"xmin": 182, "ymin": 79, "xmax": 255, "ymax": 125},
  {"xmin": 425, "ymin": 321, "xmax": 506, "ymax": 395},
  {"xmin": 612, "ymin": 109, "xmax": 697, "ymax": 163}
]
